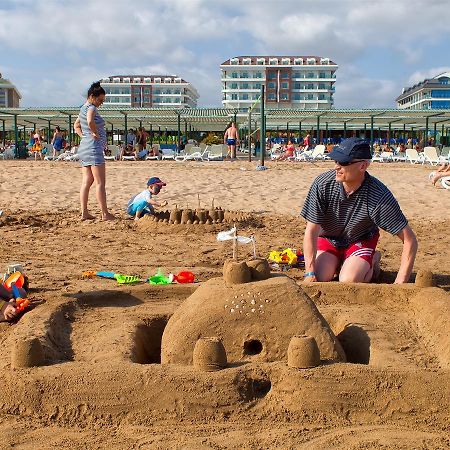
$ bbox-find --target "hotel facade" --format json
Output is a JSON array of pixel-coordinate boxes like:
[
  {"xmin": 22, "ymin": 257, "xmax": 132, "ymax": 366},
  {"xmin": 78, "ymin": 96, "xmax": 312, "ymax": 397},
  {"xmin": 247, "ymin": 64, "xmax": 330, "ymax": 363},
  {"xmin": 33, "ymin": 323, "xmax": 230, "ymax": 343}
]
[
  {"xmin": 220, "ymin": 56, "xmax": 337, "ymax": 112},
  {"xmin": 100, "ymin": 75, "xmax": 199, "ymax": 108},
  {"xmin": 0, "ymin": 73, "xmax": 21, "ymax": 107},
  {"xmin": 396, "ymin": 72, "xmax": 450, "ymax": 110}
]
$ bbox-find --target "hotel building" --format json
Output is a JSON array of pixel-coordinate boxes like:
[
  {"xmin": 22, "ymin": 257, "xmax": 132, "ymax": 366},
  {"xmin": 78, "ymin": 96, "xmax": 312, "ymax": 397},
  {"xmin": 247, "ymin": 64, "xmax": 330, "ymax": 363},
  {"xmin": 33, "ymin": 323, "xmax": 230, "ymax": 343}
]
[
  {"xmin": 396, "ymin": 72, "xmax": 450, "ymax": 110},
  {"xmin": 220, "ymin": 56, "xmax": 337, "ymax": 112},
  {"xmin": 100, "ymin": 75, "xmax": 199, "ymax": 108},
  {"xmin": 0, "ymin": 73, "xmax": 21, "ymax": 107}
]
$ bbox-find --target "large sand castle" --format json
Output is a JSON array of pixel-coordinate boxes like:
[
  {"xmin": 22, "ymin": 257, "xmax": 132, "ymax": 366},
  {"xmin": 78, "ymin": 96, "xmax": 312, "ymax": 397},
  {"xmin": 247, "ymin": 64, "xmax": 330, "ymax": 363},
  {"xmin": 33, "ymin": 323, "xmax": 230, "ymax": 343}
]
[{"xmin": 0, "ymin": 160, "xmax": 449, "ymax": 448}]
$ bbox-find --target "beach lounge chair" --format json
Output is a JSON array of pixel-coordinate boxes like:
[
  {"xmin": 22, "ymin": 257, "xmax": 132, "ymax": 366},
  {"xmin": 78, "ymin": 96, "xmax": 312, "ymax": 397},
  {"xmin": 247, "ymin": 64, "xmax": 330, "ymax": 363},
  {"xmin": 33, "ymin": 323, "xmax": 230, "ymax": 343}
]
[
  {"xmin": 146, "ymin": 144, "xmax": 161, "ymax": 161},
  {"xmin": 405, "ymin": 149, "xmax": 424, "ymax": 164},
  {"xmin": 297, "ymin": 144, "xmax": 327, "ymax": 161},
  {"xmin": 439, "ymin": 147, "xmax": 449, "ymax": 163},
  {"xmin": 175, "ymin": 144, "xmax": 202, "ymax": 161},
  {"xmin": 441, "ymin": 176, "xmax": 450, "ymax": 190},
  {"xmin": 372, "ymin": 151, "xmax": 394, "ymax": 163},
  {"xmin": 104, "ymin": 145, "xmax": 120, "ymax": 161},
  {"xmin": 422, "ymin": 147, "xmax": 440, "ymax": 165},
  {"xmin": 161, "ymin": 148, "xmax": 176, "ymax": 160},
  {"xmin": 206, "ymin": 144, "xmax": 224, "ymax": 161},
  {"xmin": 392, "ymin": 152, "xmax": 407, "ymax": 162},
  {"xmin": 0, "ymin": 147, "xmax": 15, "ymax": 159}
]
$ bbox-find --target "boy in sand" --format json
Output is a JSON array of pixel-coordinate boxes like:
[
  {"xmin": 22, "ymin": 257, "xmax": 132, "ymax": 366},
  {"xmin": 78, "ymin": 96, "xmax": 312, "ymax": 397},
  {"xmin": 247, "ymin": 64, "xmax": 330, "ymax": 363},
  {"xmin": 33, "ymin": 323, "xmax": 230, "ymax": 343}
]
[
  {"xmin": 301, "ymin": 137, "xmax": 417, "ymax": 284},
  {"xmin": 126, "ymin": 177, "xmax": 168, "ymax": 221}
]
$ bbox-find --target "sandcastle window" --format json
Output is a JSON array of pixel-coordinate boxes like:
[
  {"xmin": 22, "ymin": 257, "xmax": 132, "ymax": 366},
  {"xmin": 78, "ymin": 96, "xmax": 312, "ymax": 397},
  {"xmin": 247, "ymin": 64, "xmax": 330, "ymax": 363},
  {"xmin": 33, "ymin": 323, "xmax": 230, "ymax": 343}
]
[{"xmin": 243, "ymin": 339, "xmax": 263, "ymax": 356}]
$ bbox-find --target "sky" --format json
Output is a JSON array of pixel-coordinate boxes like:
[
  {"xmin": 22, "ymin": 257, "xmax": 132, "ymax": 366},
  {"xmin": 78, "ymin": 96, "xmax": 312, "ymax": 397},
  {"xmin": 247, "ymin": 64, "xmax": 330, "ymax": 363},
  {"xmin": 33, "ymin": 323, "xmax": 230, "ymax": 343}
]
[{"xmin": 1, "ymin": 0, "xmax": 450, "ymax": 109}]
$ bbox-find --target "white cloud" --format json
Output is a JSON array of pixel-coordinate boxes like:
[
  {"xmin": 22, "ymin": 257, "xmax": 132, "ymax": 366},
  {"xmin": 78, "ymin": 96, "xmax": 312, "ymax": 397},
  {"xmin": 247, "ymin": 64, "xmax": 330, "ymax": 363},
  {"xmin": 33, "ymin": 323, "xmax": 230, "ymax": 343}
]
[{"xmin": 407, "ymin": 67, "xmax": 450, "ymax": 86}]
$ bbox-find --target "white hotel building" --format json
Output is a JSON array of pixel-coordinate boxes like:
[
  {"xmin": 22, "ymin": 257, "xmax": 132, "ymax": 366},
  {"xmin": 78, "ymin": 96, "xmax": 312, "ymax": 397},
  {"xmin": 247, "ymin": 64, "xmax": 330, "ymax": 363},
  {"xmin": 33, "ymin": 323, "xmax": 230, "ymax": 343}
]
[
  {"xmin": 100, "ymin": 75, "xmax": 199, "ymax": 108},
  {"xmin": 220, "ymin": 56, "xmax": 337, "ymax": 112}
]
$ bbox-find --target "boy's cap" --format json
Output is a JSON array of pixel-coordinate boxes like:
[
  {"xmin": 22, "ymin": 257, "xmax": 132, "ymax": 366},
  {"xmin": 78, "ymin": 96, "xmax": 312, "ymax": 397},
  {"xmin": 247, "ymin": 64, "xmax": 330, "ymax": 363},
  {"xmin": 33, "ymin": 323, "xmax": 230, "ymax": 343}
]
[
  {"xmin": 147, "ymin": 177, "xmax": 166, "ymax": 186},
  {"xmin": 329, "ymin": 137, "xmax": 372, "ymax": 163}
]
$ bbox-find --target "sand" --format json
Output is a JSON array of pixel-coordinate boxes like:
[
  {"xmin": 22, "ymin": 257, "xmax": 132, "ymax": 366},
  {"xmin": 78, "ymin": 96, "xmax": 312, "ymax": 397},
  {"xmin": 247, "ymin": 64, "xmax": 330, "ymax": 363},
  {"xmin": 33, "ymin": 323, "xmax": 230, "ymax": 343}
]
[{"xmin": 0, "ymin": 159, "xmax": 449, "ymax": 449}]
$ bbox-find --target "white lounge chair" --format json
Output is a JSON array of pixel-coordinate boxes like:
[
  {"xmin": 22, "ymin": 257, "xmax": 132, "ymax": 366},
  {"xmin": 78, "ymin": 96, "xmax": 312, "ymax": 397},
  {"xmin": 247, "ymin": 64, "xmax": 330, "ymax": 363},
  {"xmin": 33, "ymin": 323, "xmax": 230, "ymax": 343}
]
[
  {"xmin": 422, "ymin": 147, "xmax": 440, "ymax": 165},
  {"xmin": 372, "ymin": 151, "xmax": 394, "ymax": 163},
  {"xmin": 161, "ymin": 148, "xmax": 176, "ymax": 160},
  {"xmin": 105, "ymin": 145, "xmax": 120, "ymax": 161},
  {"xmin": 439, "ymin": 147, "xmax": 450, "ymax": 163},
  {"xmin": 207, "ymin": 144, "xmax": 224, "ymax": 161},
  {"xmin": 0, "ymin": 147, "xmax": 15, "ymax": 159},
  {"xmin": 405, "ymin": 149, "xmax": 424, "ymax": 164},
  {"xmin": 441, "ymin": 176, "xmax": 450, "ymax": 190},
  {"xmin": 145, "ymin": 144, "xmax": 161, "ymax": 161}
]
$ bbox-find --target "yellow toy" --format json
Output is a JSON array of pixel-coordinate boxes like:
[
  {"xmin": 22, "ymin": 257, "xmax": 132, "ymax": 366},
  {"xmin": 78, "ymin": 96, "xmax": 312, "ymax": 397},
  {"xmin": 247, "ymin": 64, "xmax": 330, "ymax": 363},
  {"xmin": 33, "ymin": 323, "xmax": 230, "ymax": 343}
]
[{"xmin": 268, "ymin": 248, "xmax": 298, "ymax": 265}]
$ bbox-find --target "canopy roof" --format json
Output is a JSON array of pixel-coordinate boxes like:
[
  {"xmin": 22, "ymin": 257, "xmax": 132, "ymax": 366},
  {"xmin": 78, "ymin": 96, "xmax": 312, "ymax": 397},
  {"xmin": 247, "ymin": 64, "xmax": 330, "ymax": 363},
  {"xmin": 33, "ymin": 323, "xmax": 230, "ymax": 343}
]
[{"xmin": 1, "ymin": 106, "xmax": 450, "ymax": 132}]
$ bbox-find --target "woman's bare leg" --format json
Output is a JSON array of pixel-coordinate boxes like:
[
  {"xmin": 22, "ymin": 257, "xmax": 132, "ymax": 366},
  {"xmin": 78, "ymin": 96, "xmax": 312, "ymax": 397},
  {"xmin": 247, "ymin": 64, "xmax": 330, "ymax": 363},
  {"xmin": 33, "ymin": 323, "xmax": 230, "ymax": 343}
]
[
  {"xmin": 91, "ymin": 164, "xmax": 115, "ymax": 220},
  {"xmin": 80, "ymin": 166, "xmax": 95, "ymax": 220}
]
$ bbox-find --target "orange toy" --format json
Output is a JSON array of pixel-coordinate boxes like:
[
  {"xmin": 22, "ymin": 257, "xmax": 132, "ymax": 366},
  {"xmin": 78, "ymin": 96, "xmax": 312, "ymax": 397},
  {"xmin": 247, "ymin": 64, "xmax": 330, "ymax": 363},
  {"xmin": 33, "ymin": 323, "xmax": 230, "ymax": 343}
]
[{"xmin": 4, "ymin": 272, "xmax": 25, "ymax": 290}]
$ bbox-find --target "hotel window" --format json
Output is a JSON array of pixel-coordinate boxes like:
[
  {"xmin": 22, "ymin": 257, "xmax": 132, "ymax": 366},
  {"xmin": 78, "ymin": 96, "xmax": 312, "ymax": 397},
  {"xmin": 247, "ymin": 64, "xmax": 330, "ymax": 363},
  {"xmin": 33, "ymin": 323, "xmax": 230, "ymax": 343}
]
[
  {"xmin": 231, "ymin": 72, "xmax": 238, "ymax": 78},
  {"xmin": 231, "ymin": 83, "xmax": 238, "ymax": 89},
  {"xmin": 307, "ymin": 84, "xmax": 314, "ymax": 90},
  {"xmin": 294, "ymin": 58, "xmax": 303, "ymax": 65},
  {"xmin": 280, "ymin": 93, "xmax": 289, "ymax": 100},
  {"xmin": 242, "ymin": 83, "xmax": 249, "ymax": 89},
  {"xmin": 257, "ymin": 58, "xmax": 265, "ymax": 65},
  {"xmin": 269, "ymin": 58, "xmax": 278, "ymax": 65},
  {"xmin": 243, "ymin": 58, "xmax": 251, "ymax": 65},
  {"xmin": 144, "ymin": 89, "xmax": 150, "ymax": 94},
  {"xmin": 307, "ymin": 94, "xmax": 314, "ymax": 100},
  {"xmin": 319, "ymin": 72, "xmax": 327, "ymax": 78},
  {"xmin": 307, "ymin": 58, "xmax": 315, "ymax": 65},
  {"xmin": 230, "ymin": 58, "xmax": 239, "ymax": 65},
  {"xmin": 267, "ymin": 72, "xmax": 276, "ymax": 80},
  {"xmin": 281, "ymin": 58, "xmax": 290, "ymax": 65},
  {"xmin": 292, "ymin": 71, "xmax": 301, "ymax": 78},
  {"xmin": 154, "ymin": 89, "xmax": 160, "ymax": 94},
  {"xmin": 254, "ymin": 71, "xmax": 263, "ymax": 78},
  {"xmin": 318, "ymin": 83, "xmax": 325, "ymax": 90},
  {"xmin": 144, "ymin": 78, "xmax": 151, "ymax": 83},
  {"xmin": 307, "ymin": 72, "xmax": 315, "ymax": 78},
  {"xmin": 242, "ymin": 93, "xmax": 249, "ymax": 100},
  {"xmin": 281, "ymin": 82, "xmax": 289, "ymax": 89},
  {"xmin": 280, "ymin": 71, "xmax": 289, "ymax": 79},
  {"xmin": 240, "ymin": 72, "xmax": 249, "ymax": 78},
  {"xmin": 254, "ymin": 83, "xmax": 261, "ymax": 89},
  {"xmin": 293, "ymin": 93, "xmax": 301, "ymax": 100},
  {"xmin": 268, "ymin": 93, "xmax": 276, "ymax": 100},
  {"xmin": 268, "ymin": 82, "xmax": 276, "ymax": 89},
  {"xmin": 231, "ymin": 93, "xmax": 238, "ymax": 100},
  {"xmin": 318, "ymin": 94, "xmax": 325, "ymax": 100},
  {"xmin": 294, "ymin": 82, "xmax": 301, "ymax": 89}
]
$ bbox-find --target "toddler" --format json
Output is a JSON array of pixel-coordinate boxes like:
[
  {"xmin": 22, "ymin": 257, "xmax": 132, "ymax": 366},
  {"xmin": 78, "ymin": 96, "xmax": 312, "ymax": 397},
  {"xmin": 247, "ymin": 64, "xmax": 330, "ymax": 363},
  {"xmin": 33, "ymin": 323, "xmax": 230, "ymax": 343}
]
[{"xmin": 127, "ymin": 177, "xmax": 168, "ymax": 220}]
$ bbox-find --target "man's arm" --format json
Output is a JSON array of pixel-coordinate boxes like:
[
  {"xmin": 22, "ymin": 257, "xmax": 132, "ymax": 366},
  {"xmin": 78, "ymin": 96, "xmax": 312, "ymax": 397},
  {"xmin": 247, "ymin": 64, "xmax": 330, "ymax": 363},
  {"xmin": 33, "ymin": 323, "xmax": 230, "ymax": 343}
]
[
  {"xmin": 394, "ymin": 225, "xmax": 418, "ymax": 284},
  {"xmin": 303, "ymin": 221, "xmax": 322, "ymax": 282}
]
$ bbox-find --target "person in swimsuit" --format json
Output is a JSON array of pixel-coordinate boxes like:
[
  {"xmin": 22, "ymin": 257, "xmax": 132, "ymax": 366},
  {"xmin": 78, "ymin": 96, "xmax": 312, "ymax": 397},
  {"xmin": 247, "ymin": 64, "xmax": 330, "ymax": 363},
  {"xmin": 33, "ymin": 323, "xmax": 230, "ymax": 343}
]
[
  {"xmin": 51, "ymin": 126, "xmax": 64, "ymax": 159},
  {"xmin": 137, "ymin": 127, "xmax": 148, "ymax": 152},
  {"xmin": 224, "ymin": 122, "xmax": 239, "ymax": 159},
  {"xmin": 74, "ymin": 81, "xmax": 115, "ymax": 221}
]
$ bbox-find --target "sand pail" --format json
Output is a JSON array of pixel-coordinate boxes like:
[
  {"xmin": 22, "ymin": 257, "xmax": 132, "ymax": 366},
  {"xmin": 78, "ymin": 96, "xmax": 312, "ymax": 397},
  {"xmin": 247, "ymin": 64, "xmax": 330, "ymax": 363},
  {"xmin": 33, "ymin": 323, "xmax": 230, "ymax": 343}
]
[
  {"xmin": 415, "ymin": 269, "xmax": 435, "ymax": 287},
  {"xmin": 247, "ymin": 258, "xmax": 271, "ymax": 281},
  {"xmin": 223, "ymin": 260, "xmax": 252, "ymax": 284},
  {"xmin": 193, "ymin": 337, "xmax": 227, "ymax": 371},
  {"xmin": 11, "ymin": 337, "xmax": 45, "ymax": 368},
  {"xmin": 287, "ymin": 335, "xmax": 320, "ymax": 369}
]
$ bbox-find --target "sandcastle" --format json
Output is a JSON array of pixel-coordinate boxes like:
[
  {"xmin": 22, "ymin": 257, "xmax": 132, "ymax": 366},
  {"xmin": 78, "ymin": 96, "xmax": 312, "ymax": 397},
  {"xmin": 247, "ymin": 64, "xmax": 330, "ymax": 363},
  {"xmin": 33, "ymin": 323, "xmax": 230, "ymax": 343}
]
[{"xmin": 161, "ymin": 259, "xmax": 346, "ymax": 366}]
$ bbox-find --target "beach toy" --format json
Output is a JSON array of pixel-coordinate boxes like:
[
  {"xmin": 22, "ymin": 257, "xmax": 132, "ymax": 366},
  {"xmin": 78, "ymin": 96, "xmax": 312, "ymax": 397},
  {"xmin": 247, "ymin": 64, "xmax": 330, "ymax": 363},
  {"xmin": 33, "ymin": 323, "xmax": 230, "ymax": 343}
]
[
  {"xmin": 173, "ymin": 271, "xmax": 195, "ymax": 284},
  {"xmin": 115, "ymin": 274, "xmax": 141, "ymax": 285},
  {"xmin": 268, "ymin": 248, "xmax": 298, "ymax": 265},
  {"xmin": 3, "ymin": 271, "xmax": 25, "ymax": 290},
  {"xmin": 148, "ymin": 269, "xmax": 172, "ymax": 285},
  {"xmin": 12, "ymin": 283, "xmax": 31, "ymax": 313}
]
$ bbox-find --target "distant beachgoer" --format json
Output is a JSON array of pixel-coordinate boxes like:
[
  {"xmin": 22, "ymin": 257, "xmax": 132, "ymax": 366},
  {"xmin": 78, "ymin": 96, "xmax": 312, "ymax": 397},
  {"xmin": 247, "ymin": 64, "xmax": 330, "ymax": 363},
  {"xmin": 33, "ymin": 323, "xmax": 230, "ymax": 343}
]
[
  {"xmin": 430, "ymin": 163, "xmax": 450, "ymax": 186},
  {"xmin": 277, "ymin": 141, "xmax": 295, "ymax": 161},
  {"xmin": 126, "ymin": 177, "xmax": 168, "ymax": 221},
  {"xmin": 137, "ymin": 127, "xmax": 148, "ymax": 151},
  {"xmin": 302, "ymin": 133, "xmax": 311, "ymax": 151},
  {"xmin": 74, "ymin": 81, "xmax": 115, "ymax": 221},
  {"xmin": 31, "ymin": 129, "xmax": 43, "ymax": 160},
  {"xmin": 126, "ymin": 129, "xmax": 136, "ymax": 148},
  {"xmin": 224, "ymin": 122, "xmax": 239, "ymax": 159},
  {"xmin": 51, "ymin": 126, "xmax": 64, "ymax": 159},
  {"xmin": 301, "ymin": 137, "xmax": 417, "ymax": 284}
]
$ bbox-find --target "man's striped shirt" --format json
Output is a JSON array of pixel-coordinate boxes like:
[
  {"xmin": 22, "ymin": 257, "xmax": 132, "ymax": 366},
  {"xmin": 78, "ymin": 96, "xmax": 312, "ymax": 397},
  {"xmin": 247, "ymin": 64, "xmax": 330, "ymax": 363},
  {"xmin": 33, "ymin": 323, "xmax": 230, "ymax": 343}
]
[{"xmin": 301, "ymin": 170, "xmax": 408, "ymax": 248}]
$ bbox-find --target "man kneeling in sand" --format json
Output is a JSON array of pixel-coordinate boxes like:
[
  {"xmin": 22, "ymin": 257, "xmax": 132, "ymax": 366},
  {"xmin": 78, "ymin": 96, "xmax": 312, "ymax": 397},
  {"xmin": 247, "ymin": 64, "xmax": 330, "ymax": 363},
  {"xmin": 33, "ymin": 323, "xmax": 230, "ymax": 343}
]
[{"xmin": 301, "ymin": 137, "xmax": 418, "ymax": 284}]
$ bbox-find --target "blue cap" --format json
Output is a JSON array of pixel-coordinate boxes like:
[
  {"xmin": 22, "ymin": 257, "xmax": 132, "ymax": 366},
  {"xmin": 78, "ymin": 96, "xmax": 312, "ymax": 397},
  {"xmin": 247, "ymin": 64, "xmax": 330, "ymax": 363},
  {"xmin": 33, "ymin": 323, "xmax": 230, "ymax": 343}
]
[
  {"xmin": 147, "ymin": 177, "xmax": 166, "ymax": 186},
  {"xmin": 329, "ymin": 137, "xmax": 372, "ymax": 163}
]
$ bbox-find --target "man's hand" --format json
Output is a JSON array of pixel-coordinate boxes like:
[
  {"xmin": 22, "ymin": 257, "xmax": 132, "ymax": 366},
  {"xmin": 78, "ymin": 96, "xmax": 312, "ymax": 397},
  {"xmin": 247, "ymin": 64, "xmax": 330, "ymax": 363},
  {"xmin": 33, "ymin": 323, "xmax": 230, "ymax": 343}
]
[{"xmin": 303, "ymin": 274, "xmax": 317, "ymax": 283}]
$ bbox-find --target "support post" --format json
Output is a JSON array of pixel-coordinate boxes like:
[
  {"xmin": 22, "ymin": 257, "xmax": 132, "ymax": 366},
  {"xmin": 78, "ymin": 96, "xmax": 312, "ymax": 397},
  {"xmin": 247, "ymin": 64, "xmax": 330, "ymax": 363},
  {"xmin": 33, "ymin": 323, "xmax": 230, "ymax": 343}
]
[
  {"xmin": 177, "ymin": 113, "xmax": 181, "ymax": 155},
  {"xmin": 247, "ymin": 109, "xmax": 252, "ymax": 162},
  {"xmin": 14, "ymin": 114, "xmax": 18, "ymax": 158},
  {"xmin": 2, "ymin": 120, "xmax": 5, "ymax": 147},
  {"xmin": 316, "ymin": 116, "xmax": 320, "ymax": 144},
  {"xmin": 68, "ymin": 114, "xmax": 72, "ymax": 146},
  {"xmin": 370, "ymin": 116, "xmax": 374, "ymax": 152},
  {"xmin": 260, "ymin": 85, "xmax": 265, "ymax": 166},
  {"xmin": 425, "ymin": 116, "xmax": 429, "ymax": 147},
  {"xmin": 124, "ymin": 114, "xmax": 128, "ymax": 147}
]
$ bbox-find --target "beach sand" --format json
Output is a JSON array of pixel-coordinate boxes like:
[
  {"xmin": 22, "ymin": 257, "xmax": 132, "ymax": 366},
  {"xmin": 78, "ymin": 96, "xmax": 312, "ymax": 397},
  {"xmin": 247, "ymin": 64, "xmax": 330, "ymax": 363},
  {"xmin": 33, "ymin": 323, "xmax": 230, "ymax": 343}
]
[{"xmin": 0, "ymin": 159, "xmax": 449, "ymax": 449}]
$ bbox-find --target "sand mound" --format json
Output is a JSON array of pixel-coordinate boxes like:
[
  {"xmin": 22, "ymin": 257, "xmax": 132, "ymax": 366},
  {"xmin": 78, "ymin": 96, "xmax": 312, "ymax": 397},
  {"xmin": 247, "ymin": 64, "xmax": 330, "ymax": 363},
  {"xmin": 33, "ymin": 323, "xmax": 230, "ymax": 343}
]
[{"xmin": 161, "ymin": 276, "xmax": 346, "ymax": 365}]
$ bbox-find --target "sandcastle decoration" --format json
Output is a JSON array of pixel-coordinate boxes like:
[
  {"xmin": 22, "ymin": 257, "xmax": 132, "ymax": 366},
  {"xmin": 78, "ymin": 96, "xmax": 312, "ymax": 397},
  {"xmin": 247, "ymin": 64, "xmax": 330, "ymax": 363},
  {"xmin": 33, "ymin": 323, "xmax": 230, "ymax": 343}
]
[
  {"xmin": 287, "ymin": 335, "xmax": 321, "ymax": 369},
  {"xmin": 415, "ymin": 269, "xmax": 435, "ymax": 288},
  {"xmin": 161, "ymin": 276, "xmax": 346, "ymax": 365},
  {"xmin": 11, "ymin": 337, "xmax": 45, "ymax": 368},
  {"xmin": 193, "ymin": 337, "xmax": 227, "ymax": 371},
  {"xmin": 223, "ymin": 259, "xmax": 270, "ymax": 284}
]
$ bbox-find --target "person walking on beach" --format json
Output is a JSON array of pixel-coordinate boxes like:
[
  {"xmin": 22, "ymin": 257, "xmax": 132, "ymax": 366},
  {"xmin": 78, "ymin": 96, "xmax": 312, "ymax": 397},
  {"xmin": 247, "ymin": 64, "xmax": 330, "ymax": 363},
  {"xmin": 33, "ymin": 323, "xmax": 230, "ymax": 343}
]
[
  {"xmin": 74, "ymin": 81, "xmax": 115, "ymax": 221},
  {"xmin": 224, "ymin": 122, "xmax": 239, "ymax": 159},
  {"xmin": 301, "ymin": 137, "xmax": 417, "ymax": 284},
  {"xmin": 51, "ymin": 126, "xmax": 64, "ymax": 159}
]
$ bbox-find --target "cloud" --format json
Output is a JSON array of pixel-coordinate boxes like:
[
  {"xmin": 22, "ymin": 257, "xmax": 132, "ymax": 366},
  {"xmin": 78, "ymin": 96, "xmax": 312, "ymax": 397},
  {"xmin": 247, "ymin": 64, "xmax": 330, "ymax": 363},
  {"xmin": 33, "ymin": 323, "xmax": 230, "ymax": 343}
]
[{"xmin": 407, "ymin": 67, "xmax": 450, "ymax": 86}]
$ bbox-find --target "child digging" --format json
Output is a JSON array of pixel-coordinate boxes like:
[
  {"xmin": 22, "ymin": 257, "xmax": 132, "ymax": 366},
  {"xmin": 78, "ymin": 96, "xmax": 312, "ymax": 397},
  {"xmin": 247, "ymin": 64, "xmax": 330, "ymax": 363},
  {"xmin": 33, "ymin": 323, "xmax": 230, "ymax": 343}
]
[{"xmin": 127, "ymin": 177, "xmax": 168, "ymax": 221}]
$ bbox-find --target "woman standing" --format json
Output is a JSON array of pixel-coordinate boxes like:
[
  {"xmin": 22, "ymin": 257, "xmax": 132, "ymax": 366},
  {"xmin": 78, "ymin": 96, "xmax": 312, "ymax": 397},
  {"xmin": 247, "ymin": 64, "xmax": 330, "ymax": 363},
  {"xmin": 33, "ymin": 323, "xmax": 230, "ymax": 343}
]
[
  {"xmin": 74, "ymin": 81, "xmax": 115, "ymax": 221},
  {"xmin": 137, "ymin": 127, "xmax": 148, "ymax": 151},
  {"xmin": 51, "ymin": 126, "xmax": 64, "ymax": 159}
]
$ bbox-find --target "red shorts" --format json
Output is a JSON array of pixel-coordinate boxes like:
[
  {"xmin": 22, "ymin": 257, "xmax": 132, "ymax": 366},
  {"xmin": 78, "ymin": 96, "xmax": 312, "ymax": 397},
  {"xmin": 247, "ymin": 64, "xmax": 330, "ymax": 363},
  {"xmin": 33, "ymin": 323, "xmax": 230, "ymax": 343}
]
[{"xmin": 317, "ymin": 232, "xmax": 379, "ymax": 267}]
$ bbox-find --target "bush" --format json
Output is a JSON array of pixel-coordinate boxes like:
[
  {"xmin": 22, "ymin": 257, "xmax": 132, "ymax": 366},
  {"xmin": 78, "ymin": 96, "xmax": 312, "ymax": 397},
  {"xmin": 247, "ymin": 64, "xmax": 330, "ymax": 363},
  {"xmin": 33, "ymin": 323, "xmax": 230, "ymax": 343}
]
[{"xmin": 201, "ymin": 132, "xmax": 222, "ymax": 145}]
